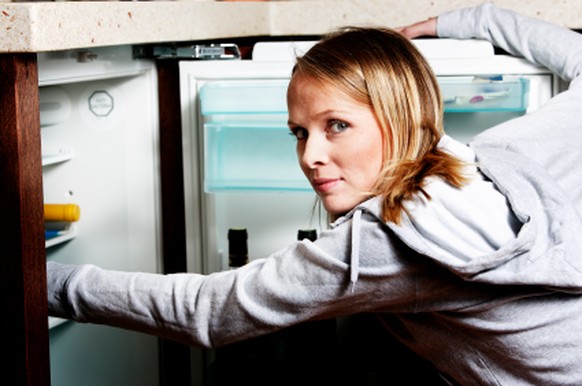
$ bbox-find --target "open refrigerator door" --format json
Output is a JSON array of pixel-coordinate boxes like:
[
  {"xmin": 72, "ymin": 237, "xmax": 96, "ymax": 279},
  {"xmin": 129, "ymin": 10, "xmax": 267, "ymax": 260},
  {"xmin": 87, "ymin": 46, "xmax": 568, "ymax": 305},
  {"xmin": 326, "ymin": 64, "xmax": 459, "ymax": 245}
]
[{"xmin": 40, "ymin": 46, "xmax": 162, "ymax": 386}]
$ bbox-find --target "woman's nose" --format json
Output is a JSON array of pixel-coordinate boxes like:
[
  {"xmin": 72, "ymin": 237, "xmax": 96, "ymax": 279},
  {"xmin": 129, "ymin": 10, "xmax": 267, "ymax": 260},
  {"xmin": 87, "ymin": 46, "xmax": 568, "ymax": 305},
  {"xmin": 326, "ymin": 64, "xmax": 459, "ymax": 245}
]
[{"xmin": 300, "ymin": 133, "xmax": 329, "ymax": 169}]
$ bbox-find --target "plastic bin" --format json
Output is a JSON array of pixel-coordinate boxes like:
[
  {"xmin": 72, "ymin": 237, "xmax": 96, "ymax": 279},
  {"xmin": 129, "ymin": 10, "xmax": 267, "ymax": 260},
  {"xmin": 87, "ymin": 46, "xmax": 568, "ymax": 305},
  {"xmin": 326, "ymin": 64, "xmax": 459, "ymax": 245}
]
[
  {"xmin": 439, "ymin": 75, "xmax": 530, "ymax": 112},
  {"xmin": 199, "ymin": 75, "xmax": 530, "ymax": 192}
]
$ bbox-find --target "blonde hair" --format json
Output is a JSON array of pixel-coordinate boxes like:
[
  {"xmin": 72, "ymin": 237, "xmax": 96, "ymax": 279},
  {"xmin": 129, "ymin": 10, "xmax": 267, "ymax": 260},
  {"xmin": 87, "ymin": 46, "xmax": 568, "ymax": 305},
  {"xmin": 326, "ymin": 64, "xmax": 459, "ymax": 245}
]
[{"xmin": 292, "ymin": 26, "xmax": 467, "ymax": 224}]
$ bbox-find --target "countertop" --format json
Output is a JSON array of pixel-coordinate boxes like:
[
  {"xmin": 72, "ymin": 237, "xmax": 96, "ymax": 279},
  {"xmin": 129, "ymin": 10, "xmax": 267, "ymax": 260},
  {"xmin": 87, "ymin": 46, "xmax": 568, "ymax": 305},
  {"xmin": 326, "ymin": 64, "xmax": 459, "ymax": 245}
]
[{"xmin": 2, "ymin": 0, "xmax": 582, "ymax": 53}]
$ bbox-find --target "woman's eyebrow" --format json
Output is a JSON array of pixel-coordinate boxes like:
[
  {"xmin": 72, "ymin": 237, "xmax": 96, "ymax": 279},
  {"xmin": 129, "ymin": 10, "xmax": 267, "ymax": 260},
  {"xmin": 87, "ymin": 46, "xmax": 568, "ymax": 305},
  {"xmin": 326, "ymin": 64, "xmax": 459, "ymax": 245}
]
[{"xmin": 288, "ymin": 109, "xmax": 344, "ymax": 126}]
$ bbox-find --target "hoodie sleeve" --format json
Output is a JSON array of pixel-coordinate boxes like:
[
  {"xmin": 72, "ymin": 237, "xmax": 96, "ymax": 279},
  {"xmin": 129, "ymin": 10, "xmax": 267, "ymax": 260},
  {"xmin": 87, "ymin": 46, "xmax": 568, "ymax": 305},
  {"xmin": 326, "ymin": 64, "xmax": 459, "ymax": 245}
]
[
  {"xmin": 44, "ymin": 210, "xmax": 411, "ymax": 349},
  {"xmin": 437, "ymin": 3, "xmax": 582, "ymax": 84},
  {"xmin": 47, "ymin": 207, "xmax": 454, "ymax": 349},
  {"xmin": 432, "ymin": 4, "xmax": 582, "ymax": 291}
]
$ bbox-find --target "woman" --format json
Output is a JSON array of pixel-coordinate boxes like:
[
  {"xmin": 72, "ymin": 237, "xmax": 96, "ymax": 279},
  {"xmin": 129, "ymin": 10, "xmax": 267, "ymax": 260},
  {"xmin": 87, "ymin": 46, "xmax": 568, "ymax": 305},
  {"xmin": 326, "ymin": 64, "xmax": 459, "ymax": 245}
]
[{"xmin": 48, "ymin": 4, "xmax": 582, "ymax": 384}]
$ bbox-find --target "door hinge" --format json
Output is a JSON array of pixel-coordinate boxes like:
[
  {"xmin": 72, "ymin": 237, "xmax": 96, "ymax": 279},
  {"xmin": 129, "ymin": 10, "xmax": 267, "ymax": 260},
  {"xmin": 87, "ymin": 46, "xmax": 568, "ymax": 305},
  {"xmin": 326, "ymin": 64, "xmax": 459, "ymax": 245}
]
[{"xmin": 133, "ymin": 43, "xmax": 241, "ymax": 60}]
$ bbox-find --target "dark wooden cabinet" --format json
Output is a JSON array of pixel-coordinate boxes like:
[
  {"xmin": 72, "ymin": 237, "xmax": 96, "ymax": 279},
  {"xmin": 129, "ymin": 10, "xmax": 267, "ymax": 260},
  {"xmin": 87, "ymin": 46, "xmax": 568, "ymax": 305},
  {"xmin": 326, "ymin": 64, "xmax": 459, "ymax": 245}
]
[{"xmin": 0, "ymin": 53, "xmax": 51, "ymax": 386}]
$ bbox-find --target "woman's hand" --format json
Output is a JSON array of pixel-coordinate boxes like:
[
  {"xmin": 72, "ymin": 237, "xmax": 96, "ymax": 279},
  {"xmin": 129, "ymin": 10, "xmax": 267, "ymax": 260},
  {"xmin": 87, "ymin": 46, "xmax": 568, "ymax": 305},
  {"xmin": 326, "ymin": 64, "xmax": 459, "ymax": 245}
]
[{"xmin": 395, "ymin": 17, "xmax": 438, "ymax": 39}]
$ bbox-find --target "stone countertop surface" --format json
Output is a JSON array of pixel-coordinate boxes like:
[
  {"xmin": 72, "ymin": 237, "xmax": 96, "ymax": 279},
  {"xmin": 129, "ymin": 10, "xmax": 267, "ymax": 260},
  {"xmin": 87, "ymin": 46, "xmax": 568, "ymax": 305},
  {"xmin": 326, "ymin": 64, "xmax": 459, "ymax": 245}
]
[{"xmin": 1, "ymin": 0, "xmax": 582, "ymax": 53}]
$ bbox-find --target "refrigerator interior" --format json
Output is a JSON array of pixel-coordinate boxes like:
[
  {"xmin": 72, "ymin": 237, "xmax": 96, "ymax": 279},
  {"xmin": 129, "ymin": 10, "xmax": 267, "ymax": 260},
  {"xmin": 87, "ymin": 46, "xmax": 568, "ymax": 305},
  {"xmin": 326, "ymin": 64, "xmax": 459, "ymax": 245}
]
[
  {"xmin": 180, "ymin": 38, "xmax": 558, "ymax": 385},
  {"xmin": 181, "ymin": 39, "xmax": 556, "ymax": 275},
  {"xmin": 40, "ymin": 46, "xmax": 161, "ymax": 386}
]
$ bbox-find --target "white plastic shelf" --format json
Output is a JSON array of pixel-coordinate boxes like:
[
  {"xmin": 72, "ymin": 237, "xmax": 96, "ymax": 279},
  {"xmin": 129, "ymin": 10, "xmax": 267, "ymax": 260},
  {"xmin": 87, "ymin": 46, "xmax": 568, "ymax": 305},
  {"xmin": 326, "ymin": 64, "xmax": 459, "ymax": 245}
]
[
  {"xmin": 45, "ymin": 224, "xmax": 78, "ymax": 249},
  {"xmin": 42, "ymin": 148, "xmax": 74, "ymax": 167},
  {"xmin": 48, "ymin": 316, "xmax": 69, "ymax": 330}
]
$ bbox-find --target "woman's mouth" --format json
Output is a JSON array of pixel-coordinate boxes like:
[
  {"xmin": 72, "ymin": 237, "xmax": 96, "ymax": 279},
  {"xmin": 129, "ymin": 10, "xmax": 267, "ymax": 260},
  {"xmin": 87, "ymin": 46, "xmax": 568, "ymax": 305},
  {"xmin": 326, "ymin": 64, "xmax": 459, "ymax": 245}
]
[{"xmin": 312, "ymin": 178, "xmax": 341, "ymax": 193}]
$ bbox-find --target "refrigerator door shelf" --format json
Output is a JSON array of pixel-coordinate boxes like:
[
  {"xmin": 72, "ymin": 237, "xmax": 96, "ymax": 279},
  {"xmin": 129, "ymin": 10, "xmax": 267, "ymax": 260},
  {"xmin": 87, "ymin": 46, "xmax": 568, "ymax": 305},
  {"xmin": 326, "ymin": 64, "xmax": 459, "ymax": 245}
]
[
  {"xmin": 42, "ymin": 148, "xmax": 74, "ymax": 167},
  {"xmin": 45, "ymin": 223, "xmax": 78, "ymax": 249}
]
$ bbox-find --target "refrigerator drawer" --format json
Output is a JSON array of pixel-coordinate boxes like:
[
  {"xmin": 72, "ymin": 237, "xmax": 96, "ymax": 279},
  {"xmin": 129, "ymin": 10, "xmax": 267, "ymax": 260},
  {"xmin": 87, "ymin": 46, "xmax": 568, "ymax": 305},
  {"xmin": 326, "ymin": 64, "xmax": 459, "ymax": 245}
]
[
  {"xmin": 440, "ymin": 75, "xmax": 530, "ymax": 112},
  {"xmin": 204, "ymin": 122, "xmax": 309, "ymax": 192},
  {"xmin": 199, "ymin": 75, "xmax": 531, "ymax": 192},
  {"xmin": 200, "ymin": 80, "xmax": 308, "ymax": 192},
  {"xmin": 200, "ymin": 80, "xmax": 288, "ymax": 115},
  {"xmin": 199, "ymin": 76, "xmax": 530, "ymax": 116}
]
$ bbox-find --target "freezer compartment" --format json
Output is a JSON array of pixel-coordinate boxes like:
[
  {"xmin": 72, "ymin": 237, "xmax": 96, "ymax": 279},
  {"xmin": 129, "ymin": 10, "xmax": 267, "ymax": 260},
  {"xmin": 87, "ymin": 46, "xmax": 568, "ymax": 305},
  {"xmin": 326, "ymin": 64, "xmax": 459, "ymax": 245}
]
[{"xmin": 440, "ymin": 75, "xmax": 530, "ymax": 112}]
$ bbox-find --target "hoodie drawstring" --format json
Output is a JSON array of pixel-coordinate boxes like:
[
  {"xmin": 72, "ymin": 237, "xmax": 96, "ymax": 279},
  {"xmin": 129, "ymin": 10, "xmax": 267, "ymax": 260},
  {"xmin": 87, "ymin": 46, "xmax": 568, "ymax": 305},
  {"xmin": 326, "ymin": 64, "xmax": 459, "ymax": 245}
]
[{"xmin": 350, "ymin": 208, "xmax": 362, "ymax": 292}]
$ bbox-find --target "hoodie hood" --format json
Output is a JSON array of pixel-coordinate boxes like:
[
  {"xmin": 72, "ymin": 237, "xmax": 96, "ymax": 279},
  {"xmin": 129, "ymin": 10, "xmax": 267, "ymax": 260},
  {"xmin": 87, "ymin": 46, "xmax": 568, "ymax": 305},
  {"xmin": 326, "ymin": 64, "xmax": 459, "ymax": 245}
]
[{"xmin": 334, "ymin": 135, "xmax": 582, "ymax": 293}]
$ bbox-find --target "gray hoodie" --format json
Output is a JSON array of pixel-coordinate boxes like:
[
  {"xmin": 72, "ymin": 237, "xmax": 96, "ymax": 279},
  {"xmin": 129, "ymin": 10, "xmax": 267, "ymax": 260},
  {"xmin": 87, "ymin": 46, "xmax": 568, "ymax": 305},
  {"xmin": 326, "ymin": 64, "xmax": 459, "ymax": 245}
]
[{"xmin": 47, "ymin": 3, "xmax": 582, "ymax": 385}]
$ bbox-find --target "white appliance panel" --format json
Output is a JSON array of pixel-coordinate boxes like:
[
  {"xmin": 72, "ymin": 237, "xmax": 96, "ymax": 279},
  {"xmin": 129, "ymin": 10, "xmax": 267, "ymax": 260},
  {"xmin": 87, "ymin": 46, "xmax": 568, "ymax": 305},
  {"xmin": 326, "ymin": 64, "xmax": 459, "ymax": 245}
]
[{"xmin": 40, "ymin": 48, "xmax": 161, "ymax": 386}]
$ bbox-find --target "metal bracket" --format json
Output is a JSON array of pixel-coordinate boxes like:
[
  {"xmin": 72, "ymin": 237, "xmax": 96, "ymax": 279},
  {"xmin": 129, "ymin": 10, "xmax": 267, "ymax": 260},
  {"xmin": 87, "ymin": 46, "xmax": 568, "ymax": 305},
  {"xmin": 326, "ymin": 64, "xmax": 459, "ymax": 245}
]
[{"xmin": 133, "ymin": 43, "xmax": 241, "ymax": 60}]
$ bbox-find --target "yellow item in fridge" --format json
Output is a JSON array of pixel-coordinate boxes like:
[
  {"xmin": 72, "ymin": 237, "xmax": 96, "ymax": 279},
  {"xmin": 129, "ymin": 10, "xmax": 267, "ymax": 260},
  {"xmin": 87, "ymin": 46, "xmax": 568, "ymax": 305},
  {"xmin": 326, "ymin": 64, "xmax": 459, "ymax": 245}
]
[{"xmin": 44, "ymin": 204, "xmax": 81, "ymax": 222}]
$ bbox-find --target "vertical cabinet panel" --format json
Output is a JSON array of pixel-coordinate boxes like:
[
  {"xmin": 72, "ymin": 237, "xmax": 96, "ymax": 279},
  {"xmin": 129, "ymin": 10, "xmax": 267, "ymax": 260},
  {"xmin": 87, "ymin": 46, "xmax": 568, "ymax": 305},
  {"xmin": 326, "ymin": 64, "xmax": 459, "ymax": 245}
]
[{"xmin": 0, "ymin": 53, "xmax": 50, "ymax": 386}]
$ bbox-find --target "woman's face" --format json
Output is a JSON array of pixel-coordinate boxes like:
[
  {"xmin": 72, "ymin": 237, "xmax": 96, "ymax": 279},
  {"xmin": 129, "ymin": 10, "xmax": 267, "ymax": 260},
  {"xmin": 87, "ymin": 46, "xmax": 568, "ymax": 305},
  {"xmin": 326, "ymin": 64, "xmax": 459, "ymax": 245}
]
[{"xmin": 287, "ymin": 74, "xmax": 385, "ymax": 216}]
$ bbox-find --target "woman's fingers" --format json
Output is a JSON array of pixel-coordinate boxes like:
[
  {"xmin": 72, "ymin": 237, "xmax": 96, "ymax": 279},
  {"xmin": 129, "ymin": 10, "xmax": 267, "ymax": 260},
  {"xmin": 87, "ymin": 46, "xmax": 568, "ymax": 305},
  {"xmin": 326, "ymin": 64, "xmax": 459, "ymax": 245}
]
[{"xmin": 394, "ymin": 17, "xmax": 438, "ymax": 39}]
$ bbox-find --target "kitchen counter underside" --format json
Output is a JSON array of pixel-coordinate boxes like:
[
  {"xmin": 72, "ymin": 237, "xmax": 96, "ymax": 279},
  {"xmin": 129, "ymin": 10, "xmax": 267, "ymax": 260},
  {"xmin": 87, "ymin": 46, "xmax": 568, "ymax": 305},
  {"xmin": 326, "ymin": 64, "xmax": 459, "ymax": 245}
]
[{"xmin": 1, "ymin": 0, "xmax": 582, "ymax": 53}]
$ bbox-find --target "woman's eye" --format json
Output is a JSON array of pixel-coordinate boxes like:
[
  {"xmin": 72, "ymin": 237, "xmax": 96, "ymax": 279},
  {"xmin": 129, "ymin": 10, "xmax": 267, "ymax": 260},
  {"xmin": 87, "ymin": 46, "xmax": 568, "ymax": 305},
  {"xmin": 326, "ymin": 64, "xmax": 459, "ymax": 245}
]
[
  {"xmin": 289, "ymin": 127, "xmax": 308, "ymax": 140},
  {"xmin": 328, "ymin": 119, "xmax": 349, "ymax": 133}
]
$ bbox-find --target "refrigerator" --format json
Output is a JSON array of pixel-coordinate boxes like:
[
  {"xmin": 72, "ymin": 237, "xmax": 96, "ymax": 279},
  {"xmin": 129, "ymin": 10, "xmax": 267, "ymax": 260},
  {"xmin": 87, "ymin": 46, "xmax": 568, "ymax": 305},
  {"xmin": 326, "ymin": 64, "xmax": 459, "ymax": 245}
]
[
  {"xmin": 41, "ymin": 37, "xmax": 559, "ymax": 386},
  {"xmin": 179, "ymin": 37, "xmax": 556, "ymax": 276},
  {"xmin": 178, "ymin": 37, "xmax": 558, "ymax": 385}
]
